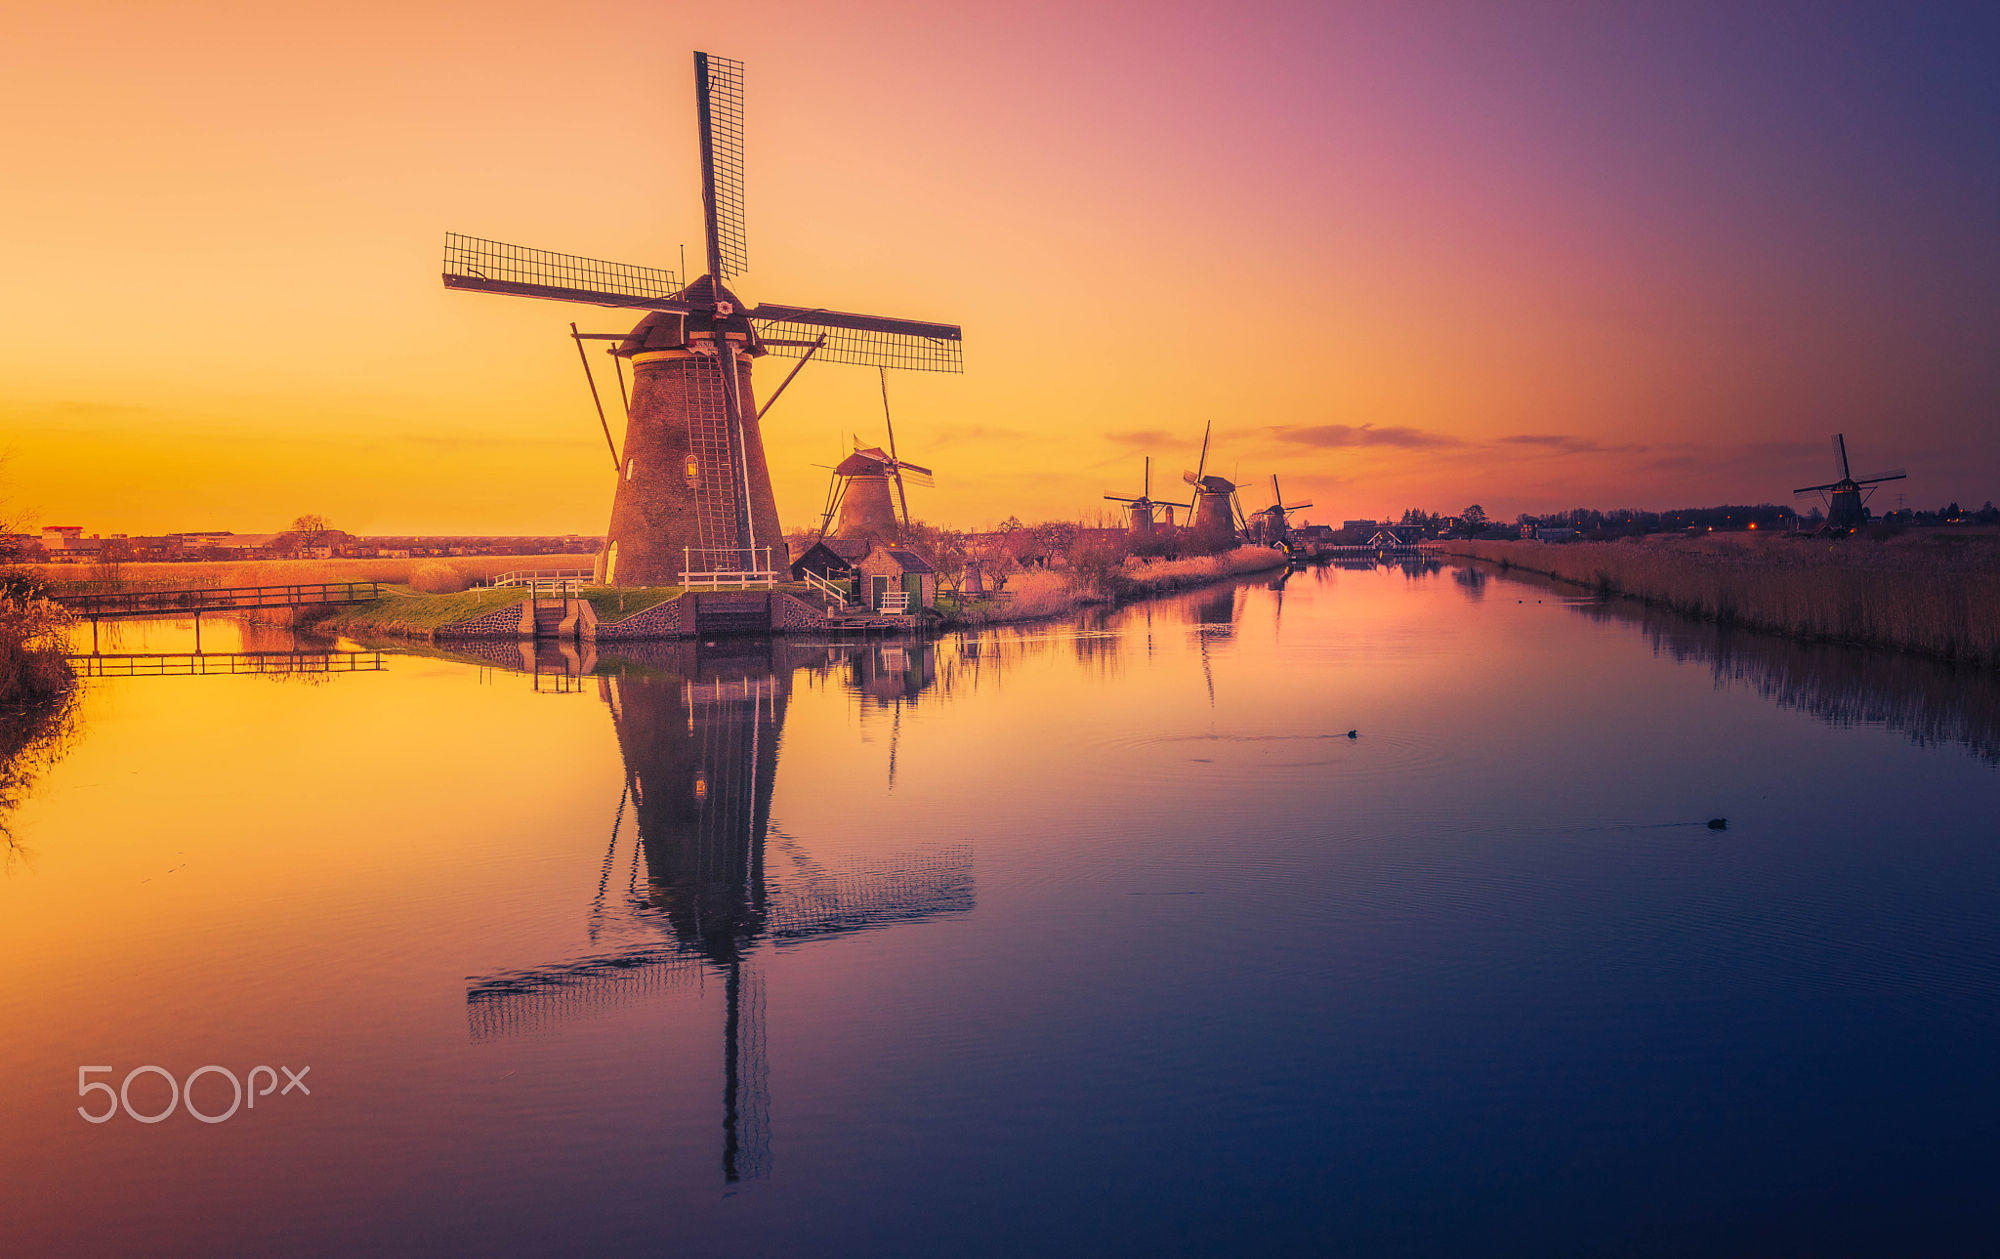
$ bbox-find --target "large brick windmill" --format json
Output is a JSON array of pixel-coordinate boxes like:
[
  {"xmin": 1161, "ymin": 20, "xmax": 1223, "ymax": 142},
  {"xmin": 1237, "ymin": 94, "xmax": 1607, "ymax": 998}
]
[{"xmin": 442, "ymin": 52, "xmax": 963, "ymax": 586}]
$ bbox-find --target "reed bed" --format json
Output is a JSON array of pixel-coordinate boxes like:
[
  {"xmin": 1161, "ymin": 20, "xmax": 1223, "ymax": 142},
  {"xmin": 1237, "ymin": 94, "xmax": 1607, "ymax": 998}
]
[
  {"xmin": 951, "ymin": 545, "xmax": 1286, "ymax": 627},
  {"xmin": 1452, "ymin": 534, "xmax": 2000, "ymax": 665}
]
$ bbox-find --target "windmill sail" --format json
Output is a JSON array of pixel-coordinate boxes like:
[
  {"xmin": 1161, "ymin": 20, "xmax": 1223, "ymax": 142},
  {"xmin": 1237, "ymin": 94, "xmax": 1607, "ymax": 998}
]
[
  {"xmin": 442, "ymin": 234, "xmax": 688, "ymax": 311},
  {"xmin": 696, "ymin": 52, "xmax": 748, "ymax": 280},
  {"xmin": 751, "ymin": 306, "xmax": 963, "ymax": 372}
]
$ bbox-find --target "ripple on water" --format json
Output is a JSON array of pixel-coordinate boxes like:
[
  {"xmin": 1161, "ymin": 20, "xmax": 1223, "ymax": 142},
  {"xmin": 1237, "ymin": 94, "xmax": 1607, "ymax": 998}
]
[{"xmin": 1083, "ymin": 726, "xmax": 1451, "ymax": 791}]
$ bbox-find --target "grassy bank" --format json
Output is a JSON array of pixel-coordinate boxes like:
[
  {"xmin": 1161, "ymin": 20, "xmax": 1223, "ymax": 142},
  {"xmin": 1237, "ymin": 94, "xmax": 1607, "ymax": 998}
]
[
  {"xmin": 315, "ymin": 585, "xmax": 684, "ymax": 639},
  {"xmin": 1451, "ymin": 533, "xmax": 2000, "ymax": 665},
  {"xmin": 944, "ymin": 545, "xmax": 1288, "ymax": 627}
]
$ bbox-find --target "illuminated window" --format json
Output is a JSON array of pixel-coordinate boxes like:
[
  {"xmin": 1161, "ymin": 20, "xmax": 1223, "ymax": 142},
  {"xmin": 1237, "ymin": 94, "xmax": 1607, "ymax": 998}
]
[{"xmin": 625, "ymin": 458, "xmax": 636, "ymax": 482}]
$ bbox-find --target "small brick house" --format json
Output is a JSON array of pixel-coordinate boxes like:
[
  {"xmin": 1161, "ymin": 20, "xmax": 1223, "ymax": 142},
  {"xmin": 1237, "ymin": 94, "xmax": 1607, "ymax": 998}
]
[{"xmin": 854, "ymin": 544, "xmax": 935, "ymax": 613}]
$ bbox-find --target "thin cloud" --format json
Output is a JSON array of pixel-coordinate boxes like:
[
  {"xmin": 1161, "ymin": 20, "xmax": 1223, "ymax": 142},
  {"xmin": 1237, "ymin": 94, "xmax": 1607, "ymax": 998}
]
[
  {"xmin": 1498, "ymin": 434, "xmax": 1649, "ymax": 455},
  {"xmin": 1103, "ymin": 428, "xmax": 1178, "ymax": 449},
  {"xmin": 1269, "ymin": 423, "xmax": 1464, "ymax": 449}
]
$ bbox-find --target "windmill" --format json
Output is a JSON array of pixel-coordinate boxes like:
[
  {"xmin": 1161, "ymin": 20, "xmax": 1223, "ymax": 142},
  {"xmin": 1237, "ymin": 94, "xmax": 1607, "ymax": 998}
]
[
  {"xmin": 1794, "ymin": 433, "xmax": 1905, "ymax": 533},
  {"xmin": 1249, "ymin": 475, "xmax": 1314, "ymax": 550},
  {"xmin": 816, "ymin": 444, "xmax": 934, "ymax": 542},
  {"xmin": 465, "ymin": 651, "xmax": 973, "ymax": 1184},
  {"xmin": 1104, "ymin": 457, "xmax": 1168, "ymax": 538},
  {"xmin": 1181, "ymin": 421, "xmax": 1245, "ymax": 550},
  {"xmin": 442, "ymin": 52, "xmax": 963, "ymax": 587},
  {"xmin": 814, "ymin": 370, "xmax": 935, "ymax": 543}
]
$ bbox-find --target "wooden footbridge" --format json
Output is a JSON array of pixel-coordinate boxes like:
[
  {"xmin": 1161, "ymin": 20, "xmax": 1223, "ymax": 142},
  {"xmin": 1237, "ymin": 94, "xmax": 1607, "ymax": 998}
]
[
  {"xmin": 53, "ymin": 581, "xmax": 386, "ymax": 621},
  {"xmin": 69, "ymin": 650, "xmax": 386, "ymax": 678}
]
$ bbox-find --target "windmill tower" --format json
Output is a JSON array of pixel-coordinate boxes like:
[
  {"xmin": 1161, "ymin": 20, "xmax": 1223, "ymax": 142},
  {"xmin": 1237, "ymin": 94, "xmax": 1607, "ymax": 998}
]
[
  {"xmin": 815, "ymin": 368, "xmax": 934, "ymax": 545},
  {"xmin": 1181, "ymin": 421, "xmax": 1245, "ymax": 550},
  {"xmin": 818, "ymin": 444, "xmax": 933, "ymax": 542},
  {"xmin": 1104, "ymin": 457, "xmax": 1167, "ymax": 538},
  {"xmin": 1794, "ymin": 434, "xmax": 1905, "ymax": 534},
  {"xmin": 1249, "ymin": 475, "xmax": 1313, "ymax": 549},
  {"xmin": 442, "ymin": 52, "xmax": 963, "ymax": 586}
]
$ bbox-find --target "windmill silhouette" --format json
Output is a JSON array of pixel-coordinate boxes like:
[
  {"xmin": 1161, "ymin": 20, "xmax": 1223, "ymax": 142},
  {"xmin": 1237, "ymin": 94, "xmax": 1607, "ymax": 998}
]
[
  {"xmin": 465, "ymin": 646, "xmax": 972, "ymax": 1184},
  {"xmin": 1793, "ymin": 433, "xmax": 1904, "ymax": 534},
  {"xmin": 442, "ymin": 52, "xmax": 963, "ymax": 586},
  {"xmin": 1105, "ymin": 457, "xmax": 1170, "ymax": 538},
  {"xmin": 1182, "ymin": 422, "xmax": 1245, "ymax": 549},
  {"xmin": 1248, "ymin": 475, "xmax": 1313, "ymax": 550}
]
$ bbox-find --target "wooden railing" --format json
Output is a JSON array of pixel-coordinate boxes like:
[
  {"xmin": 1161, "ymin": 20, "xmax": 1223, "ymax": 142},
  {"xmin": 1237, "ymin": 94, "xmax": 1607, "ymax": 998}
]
[
  {"xmin": 799, "ymin": 570, "xmax": 850, "ymax": 607},
  {"xmin": 680, "ymin": 547, "xmax": 780, "ymax": 590},
  {"xmin": 485, "ymin": 568, "xmax": 596, "ymax": 588}
]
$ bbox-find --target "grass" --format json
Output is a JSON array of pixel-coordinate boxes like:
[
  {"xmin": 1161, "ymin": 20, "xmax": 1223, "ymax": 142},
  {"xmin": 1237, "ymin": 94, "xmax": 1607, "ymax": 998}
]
[
  {"xmin": 314, "ymin": 587, "xmax": 530, "ymax": 637},
  {"xmin": 581, "ymin": 587, "xmax": 683, "ymax": 622},
  {"xmin": 1451, "ymin": 531, "xmax": 2000, "ymax": 665},
  {"xmin": 316, "ymin": 584, "xmax": 690, "ymax": 638},
  {"xmin": 30, "ymin": 553, "xmax": 596, "ymax": 593}
]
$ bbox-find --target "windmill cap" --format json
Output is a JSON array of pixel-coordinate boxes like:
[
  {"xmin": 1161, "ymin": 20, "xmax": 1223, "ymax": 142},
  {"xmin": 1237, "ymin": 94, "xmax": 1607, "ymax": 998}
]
[
  {"xmin": 616, "ymin": 274, "xmax": 760, "ymax": 356},
  {"xmin": 1185, "ymin": 473, "xmax": 1236, "ymax": 492},
  {"xmin": 835, "ymin": 448, "xmax": 894, "ymax": 475}
]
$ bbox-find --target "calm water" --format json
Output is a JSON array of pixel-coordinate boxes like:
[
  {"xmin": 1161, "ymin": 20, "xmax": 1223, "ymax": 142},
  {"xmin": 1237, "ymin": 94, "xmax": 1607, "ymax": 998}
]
[{"xmin": 4, "ymin": 563, "xmax": 1999, "ymax": 1255}]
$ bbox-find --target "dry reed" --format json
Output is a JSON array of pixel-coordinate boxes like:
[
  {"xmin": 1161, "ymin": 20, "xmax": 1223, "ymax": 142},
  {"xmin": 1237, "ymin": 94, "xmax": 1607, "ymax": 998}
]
[
  {"xmin": 1452, "ymin": 534, "xmax": 2000, "ymax": 665},
  {"xmin": 408, "ymin": 561, "xmax": 472, "ymax": 594},
  {"xmin": 955, "ymin": 545, "xmax": 1285, "ymax": 626}
]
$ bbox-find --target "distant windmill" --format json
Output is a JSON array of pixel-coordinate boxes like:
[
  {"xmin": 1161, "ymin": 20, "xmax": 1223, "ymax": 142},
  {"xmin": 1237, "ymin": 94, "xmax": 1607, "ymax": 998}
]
[
  {"xmin": 442, "ymin": 51, "xmax": 963, "ymax": 586},
  {"xmin": 816, "ymin": 441, "xmax": 934, "ymax": 542},
  {"xmin": 1104, "ymin": 457, "xmax": 1169, "ymax": 538},
  {"xmin": 1182, "ymin": 422, "xmax": 1245, "ymax": 549},
  {"xmin": 815, "ymin": 367, "xmax": 934, "ymax": 542},
  {"xmin": 1794, "ymin": 434, "xmax": 1905, "ymax": 533},
  {"xmin": 1249, "ymin": 475, "xmax": 1313, "ymax": 550}
]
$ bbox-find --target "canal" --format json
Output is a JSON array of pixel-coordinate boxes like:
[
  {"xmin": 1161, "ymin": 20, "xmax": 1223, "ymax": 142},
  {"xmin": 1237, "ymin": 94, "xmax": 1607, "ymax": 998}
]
[{"xmin": 4, "ymin": 562, "xmax": 1997, "ymax": 1254}]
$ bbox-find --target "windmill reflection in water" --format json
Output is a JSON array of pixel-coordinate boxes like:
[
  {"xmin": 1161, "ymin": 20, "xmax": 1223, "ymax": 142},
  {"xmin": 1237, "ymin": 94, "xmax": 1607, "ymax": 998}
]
[{"xmin": 466, "ymin": 643, "xmax": 972, "ymax": 1182}]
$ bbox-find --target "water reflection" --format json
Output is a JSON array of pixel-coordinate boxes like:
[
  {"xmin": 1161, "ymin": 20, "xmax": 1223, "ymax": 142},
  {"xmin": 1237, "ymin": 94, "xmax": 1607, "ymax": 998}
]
[
  {"xmin": 0, "ymin": 696, "xmax": 76, "ymax": 872},
  {"xmin": 465, "ymin": 641, "xmax": 973, "ymax": 1183},
  {"xmin": 1468, "ymin": 563, "xmax": 2000, "ymax": 764}
]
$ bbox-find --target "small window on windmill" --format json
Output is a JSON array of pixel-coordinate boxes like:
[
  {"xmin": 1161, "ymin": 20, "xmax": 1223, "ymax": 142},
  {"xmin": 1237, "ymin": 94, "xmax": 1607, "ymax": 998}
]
[
  {"xmin": 692, "ymin": 769, "xmax": 708, "ymax": 802},
  {"xmin": 684, "ymin": 456, "xmax": 700, "ymax": 487},
  {"xmin": 625, "ymin": 458, "xmax": 636, "ymax": 482}
]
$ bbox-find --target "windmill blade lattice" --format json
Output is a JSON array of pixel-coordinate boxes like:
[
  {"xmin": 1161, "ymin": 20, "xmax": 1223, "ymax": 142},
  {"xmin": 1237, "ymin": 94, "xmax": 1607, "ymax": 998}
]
[
  {"xmin": 696, "ymin": 52, "xmax": 748, "ymax": 280},
  {"xmin": 752, "ymin": 310, "xmax": 962, "ymax": 372},
  {"xmin": 442, "ymin": 235, "xmax": 688, "ymax": 311}
]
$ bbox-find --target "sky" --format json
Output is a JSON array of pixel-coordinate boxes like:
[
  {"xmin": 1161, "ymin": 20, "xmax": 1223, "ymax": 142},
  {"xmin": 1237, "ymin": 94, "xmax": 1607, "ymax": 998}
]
[{"xmin": 4, "ymin": 0, "xmax": 1997, "ymax": 535}]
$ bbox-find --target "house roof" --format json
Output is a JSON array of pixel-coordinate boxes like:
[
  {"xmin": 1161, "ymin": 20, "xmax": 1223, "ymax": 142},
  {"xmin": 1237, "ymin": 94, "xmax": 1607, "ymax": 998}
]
[
  {"xmin": 792, "ymin": 537, "xmax": 871, "ymax": 564},
  {"xmin": 881, "ymin": 547, "xmax": 935, "ymax": 574}
]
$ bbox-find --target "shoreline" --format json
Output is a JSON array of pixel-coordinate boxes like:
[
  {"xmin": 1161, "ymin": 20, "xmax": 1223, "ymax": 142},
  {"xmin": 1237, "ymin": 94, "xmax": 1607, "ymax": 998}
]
[
  {"xmin": 1448, "ymin": 537, "xmax": 2000, "ymax": 667},
  {"xmin": 298, "ymin": 546, "xmax": 1294, "ymax": 644}
]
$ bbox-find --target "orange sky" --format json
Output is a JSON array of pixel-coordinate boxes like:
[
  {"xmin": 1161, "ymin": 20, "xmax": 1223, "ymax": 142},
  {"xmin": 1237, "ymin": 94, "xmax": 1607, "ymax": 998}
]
[{"xmin": 6, "ymin": 0, "xmax": 1996, "ymax": 535}]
